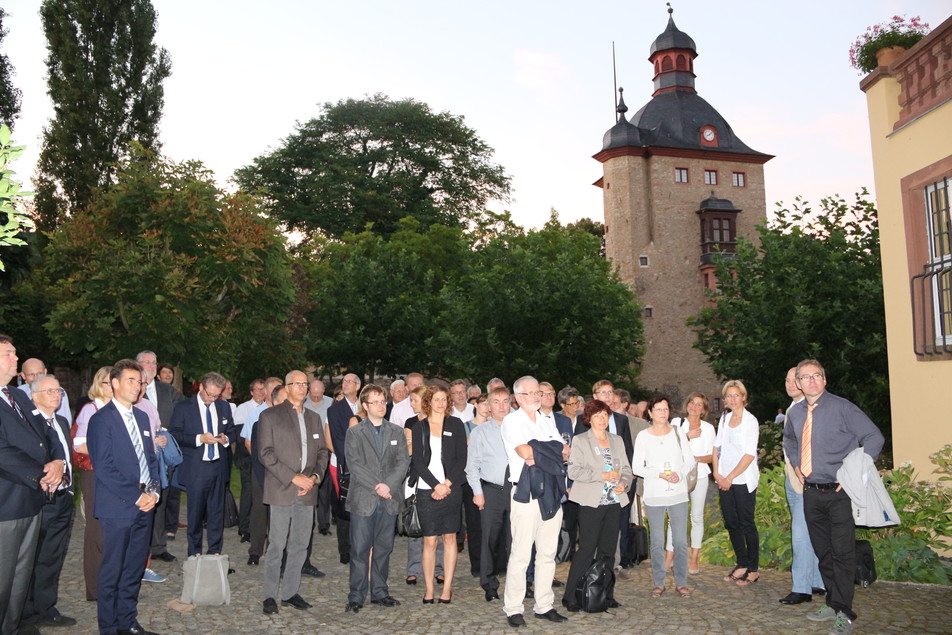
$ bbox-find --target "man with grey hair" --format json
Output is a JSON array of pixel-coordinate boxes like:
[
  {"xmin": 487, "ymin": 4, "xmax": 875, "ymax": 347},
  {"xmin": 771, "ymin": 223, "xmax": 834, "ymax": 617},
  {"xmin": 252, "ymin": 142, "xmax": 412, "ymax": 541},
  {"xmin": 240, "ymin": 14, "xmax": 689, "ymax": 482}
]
[
  {"xmin": 501, "ymin": 376, "xmax": 568, "ymax": 627},
  {"xmin": 389, "ymin": 373, "xmax": 423, "ymax": 428},
  {"xmin": 260, "ymin": 370, "xmax": 329, "ymax": 614},
  {"xmin": 467, "ymin": 385, "xmax": 482, "ymax": 401},
  {"xmin": 17, "ymin": 359, "xmax": 72, "ymax": 424},
  {"xmin": 303, "ymin": 379, "xmax": 333, "ymax": 422},
  {"xmin": 385, "ymin": 379, "xmax": 407, "ymax": 422},
  {"xmin": 169, "ymin": 371, "xmax": 236, "ymax": 557}
]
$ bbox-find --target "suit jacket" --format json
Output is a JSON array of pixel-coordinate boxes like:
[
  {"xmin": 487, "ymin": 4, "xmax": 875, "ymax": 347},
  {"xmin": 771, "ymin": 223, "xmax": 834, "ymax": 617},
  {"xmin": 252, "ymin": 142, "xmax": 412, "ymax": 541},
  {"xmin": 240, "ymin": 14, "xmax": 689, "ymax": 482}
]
[
  {"xmin": 45, "ymin": 412, "xmax": 74, "ymax": 496},
  {"xmin": 87, "ymin": 400, "xmax": 160, "ymax": 520},
  {"xmin": 345, "ymin": 418, "xmax": 410, "ymax": 517},
  {"xmin": 574, "ymin": 412, "xmax": 634, "ymax": 463},
  {"xmin": 326, "ymin": 397, "xmax": 357, "ymax": 471},
  {"xmin": 168, "ymin": 396, "xmax": 236, "ymax": 486},
  {"xmin": 410, "ymin": 416, "xmax": 467, "ymax": 489},
  {"xmin": 0, "ymin": 389, "xmax": 66, "ymax": 521},
  {"xmin": 152, "ymin": 380, "xmax": 184, "ymax": 429},
  {"xmin": 257, "ymin": 400, "xmax": 329, "ymax": 507},
  {"xmin": 567, "ymin": 429, "xmax": 633, "ymax": 508}
]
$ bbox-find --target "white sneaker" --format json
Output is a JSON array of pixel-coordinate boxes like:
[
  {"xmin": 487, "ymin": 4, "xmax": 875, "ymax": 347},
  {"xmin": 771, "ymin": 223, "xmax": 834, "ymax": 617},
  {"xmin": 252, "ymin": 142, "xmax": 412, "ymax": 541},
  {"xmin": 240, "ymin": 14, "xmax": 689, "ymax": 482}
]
[{"xmin": 142, "ymin": 567, "xmax": 166, "ymax": 583}]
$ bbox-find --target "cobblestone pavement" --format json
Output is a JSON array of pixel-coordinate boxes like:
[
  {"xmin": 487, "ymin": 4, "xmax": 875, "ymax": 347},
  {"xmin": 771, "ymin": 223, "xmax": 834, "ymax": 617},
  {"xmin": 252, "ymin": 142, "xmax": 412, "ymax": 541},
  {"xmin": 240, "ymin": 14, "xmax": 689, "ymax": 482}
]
[{"xmin": 50, "ymin": 512, "xmax": 952, "ymax": 634}]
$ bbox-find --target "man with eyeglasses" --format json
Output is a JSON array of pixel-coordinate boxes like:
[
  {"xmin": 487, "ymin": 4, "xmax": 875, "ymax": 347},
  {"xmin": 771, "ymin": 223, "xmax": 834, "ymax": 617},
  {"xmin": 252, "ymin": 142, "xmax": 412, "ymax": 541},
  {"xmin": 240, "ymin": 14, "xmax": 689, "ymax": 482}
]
[
  {"xmin": 87, "ymin": 359, "xmax": 160, "ymax": 635},
  {"xmin": 500, "ymin": 376, "xmax": 569, "ymax": 627},
  {"xmin": 18, "ymin": 375, "xmax": 75, "ymax": 633},
  {"xmin": 17, "ymin": 358, "xmax": 72, "ymax": 424},
  {"xmin": 258, "ymin": 371, "xmax": 329, "ymax": 615},
  {"xmin": 168, "ymin": 372, "xmax": 235, "ymax": 558},
  {"xmin": 342, "ymin": 384, "xmax": 410, "ymax": 612},
  {"xmin": 784, "ymin": 359, "xmax": 883, "ymax": 635}
]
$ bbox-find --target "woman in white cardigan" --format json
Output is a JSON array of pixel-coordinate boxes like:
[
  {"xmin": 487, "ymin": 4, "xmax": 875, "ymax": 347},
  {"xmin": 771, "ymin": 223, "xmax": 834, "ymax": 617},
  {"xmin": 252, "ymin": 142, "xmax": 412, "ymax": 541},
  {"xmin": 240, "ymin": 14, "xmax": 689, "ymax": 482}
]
[
  {"xmin": 631, "ymin": 394, "xmax": 695, "ymax": 598},
  {"xmin": 713, "ymin": 379, "xmax": 761, "ymax": 586}
]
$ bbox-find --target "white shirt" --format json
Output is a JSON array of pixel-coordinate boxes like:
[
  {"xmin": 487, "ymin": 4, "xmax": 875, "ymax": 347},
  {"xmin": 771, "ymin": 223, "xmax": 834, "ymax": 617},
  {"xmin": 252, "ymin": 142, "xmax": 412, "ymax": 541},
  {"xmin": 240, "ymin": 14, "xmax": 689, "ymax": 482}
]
[
  {"xmin": 714, "ymin": 408, "xmax": 760, "ymax": 492},
  {"xmin": 38, "ymin": 407, "xmax": 72, "ymax": 488},
  {"xmin": 500, "ymin": 407, "xmax": 562, "ymax": 484},
  {"xmin": 193, "ymin": 395, "xmax": 228, "ymax": 461},
  {"xmin": 418, "ymin": 433, "xmax": 445, "ymax": 490},
  {"xmin": 451, "ymin": 403, "xmax": 475, "ymax": 422},
  {"xmin": 144, "ymin": 379, "xmax": 158, "ymax": 405},
  {"xmin": 631, "ymin": 427, "xmax": 695, "ymax": 506},
  {"xmin": 672, "ymin": 417, "xmax": 716, "ymax": 478},
  {"xmin": 389, "ymin": 397, "xmax": 414, "ymax": 428}
]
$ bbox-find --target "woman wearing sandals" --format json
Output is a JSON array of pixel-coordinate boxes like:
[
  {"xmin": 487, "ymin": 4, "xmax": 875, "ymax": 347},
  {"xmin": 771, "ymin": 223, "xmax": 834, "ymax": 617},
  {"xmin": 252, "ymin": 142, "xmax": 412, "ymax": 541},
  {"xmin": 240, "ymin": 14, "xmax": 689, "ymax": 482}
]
[
  {"xmin": 631, "ymin": 394, "xmax": 695, "ymax": 598},
  {"xmin": 664, "ymin": 392, "xmax": 716, "ymax": 574},
  {"xmin": 410, "ymin": 385, "xmax": 467, "ymax": 604},
  {"xmin": 713, "ymin": 379, "xmax": 761, "ymax": 587}
]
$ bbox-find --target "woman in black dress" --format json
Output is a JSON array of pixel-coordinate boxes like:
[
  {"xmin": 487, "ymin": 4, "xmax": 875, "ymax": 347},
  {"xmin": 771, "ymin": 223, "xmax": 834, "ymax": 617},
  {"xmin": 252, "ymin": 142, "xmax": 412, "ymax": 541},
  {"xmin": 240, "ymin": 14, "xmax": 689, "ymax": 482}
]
[{"xmin": 411, "ymin": 385, "xmax": 467, "ymax": 604}]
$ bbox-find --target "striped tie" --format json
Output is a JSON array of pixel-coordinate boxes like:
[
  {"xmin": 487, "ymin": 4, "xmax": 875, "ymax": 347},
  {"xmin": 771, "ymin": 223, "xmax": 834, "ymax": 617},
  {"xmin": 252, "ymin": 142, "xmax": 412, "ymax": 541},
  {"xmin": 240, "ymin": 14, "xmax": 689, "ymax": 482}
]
[
  {"xmin": 2, "ymin": 386, "xmax": 23, "ymax": 418},
  {"xmin": 800, "ymin": 403, "xmax": 816, "ymax": 478},
  {"xmin": 124, "ymin": 411, "xmax": 151, "ymax": 484}
]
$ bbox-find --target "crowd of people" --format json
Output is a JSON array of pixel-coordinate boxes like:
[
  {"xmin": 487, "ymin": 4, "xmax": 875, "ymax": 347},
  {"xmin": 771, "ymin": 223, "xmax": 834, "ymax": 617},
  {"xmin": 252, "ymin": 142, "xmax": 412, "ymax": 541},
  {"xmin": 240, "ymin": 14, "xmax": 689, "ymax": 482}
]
[{"xmin": 0, "ymin": 333, "xmax": 884, "ymax": 635}]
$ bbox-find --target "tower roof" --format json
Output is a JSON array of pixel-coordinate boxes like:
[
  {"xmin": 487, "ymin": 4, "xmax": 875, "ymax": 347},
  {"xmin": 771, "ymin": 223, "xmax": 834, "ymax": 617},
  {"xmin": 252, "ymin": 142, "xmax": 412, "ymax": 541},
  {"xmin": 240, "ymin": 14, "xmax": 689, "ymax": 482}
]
[{"xmin": 649, "ymin": 8, "xmax": 696, "ymax": 56}]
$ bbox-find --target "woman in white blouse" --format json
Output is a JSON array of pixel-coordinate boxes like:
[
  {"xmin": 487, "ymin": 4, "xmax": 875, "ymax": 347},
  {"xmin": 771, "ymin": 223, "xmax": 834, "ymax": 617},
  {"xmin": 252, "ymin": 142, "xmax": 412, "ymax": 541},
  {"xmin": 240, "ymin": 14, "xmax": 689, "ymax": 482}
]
[
  {"xmin": 712, "ymin": 379, "xmax": 761, "ymax": 586},
  {"xmin": 631, "ymin": 394, "xmax": 695, "ymax": 598},
  {"xmin": 664, "ymin": 392, "xmax": 716, "ymax": 574}
]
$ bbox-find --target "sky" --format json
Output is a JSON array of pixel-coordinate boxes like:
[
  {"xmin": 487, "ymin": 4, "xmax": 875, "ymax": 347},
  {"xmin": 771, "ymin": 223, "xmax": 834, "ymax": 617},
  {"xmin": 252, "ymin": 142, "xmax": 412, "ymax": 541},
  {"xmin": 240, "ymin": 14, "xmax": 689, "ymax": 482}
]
[{"xmin": 2, "ymin": 0, "xmax": 949, "ymax": 230}]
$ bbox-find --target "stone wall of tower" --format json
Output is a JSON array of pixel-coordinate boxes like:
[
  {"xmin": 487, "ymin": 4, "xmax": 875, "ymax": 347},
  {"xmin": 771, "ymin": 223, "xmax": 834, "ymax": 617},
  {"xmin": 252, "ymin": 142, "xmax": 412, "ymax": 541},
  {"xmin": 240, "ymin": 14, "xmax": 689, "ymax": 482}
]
[{"xmin": 602, "ymin": 152, "xmax": 767, "ymax": 413}]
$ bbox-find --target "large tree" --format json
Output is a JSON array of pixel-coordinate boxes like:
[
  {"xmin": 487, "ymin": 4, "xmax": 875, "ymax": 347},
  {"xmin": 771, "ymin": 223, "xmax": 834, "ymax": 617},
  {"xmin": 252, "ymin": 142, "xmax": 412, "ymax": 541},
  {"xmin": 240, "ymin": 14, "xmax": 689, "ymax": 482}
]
[
  {"xmin": 35, "ymin": 0, "xmax": 171, "ymax": 230},
  {"xmin": 234, "ymin": 93, "xmax": 511, "ymax": 239},
  {"xmin": 0, "ymin": 8, "xmax": 22, "ymax": 129},
  {"xmin": 689, "ymin": 191, "xmax": 889, "ymax": 435},
  {"xmin": 37, "ymin": 148, "xmax": 299, "ymax": 390},
  {"xmin": 436, "ymin": 213, "xmax": 644, "ymax": 389}
]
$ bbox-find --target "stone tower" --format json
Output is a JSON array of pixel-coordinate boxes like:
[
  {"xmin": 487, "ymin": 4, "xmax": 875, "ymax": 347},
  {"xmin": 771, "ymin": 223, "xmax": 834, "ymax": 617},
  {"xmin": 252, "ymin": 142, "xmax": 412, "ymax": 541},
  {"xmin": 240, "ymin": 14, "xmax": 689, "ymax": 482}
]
[{"xmin": 593, "ymin": 8, "xmax": 772, "ymax": 410}]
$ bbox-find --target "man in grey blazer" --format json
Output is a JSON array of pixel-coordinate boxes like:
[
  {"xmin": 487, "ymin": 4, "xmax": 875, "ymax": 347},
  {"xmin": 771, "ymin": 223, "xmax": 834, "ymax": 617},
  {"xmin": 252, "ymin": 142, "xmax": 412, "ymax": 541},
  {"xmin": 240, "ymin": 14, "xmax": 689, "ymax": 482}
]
[
  {"xmin": 258, "ymin": 370, "xmax": 330, "ymax": 615},
  {"xmin": 344, "ymin": 384, "xmax": 410, "ymax": 613}
]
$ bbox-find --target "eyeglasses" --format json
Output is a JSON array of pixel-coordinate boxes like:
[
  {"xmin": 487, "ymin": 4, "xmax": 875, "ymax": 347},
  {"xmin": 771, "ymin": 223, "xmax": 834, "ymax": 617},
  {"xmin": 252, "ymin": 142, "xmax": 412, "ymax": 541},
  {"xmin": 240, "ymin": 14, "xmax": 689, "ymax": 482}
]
[
  {"xmin": 798, "ymin": 373, "xmax": 824, "ymax": 382},
  {"xmin": 287, "ymin": 382, "xmax": 308, "ymax": 388},
  {"xmin": 203, "ymin": 391, "xmax": 222, "ymax": 399},
  {"xmin": 541, "ymin": 391, "xmax": 555, "ymax": 397},
  {"xmin": 343, "ymin": 378, "xmax": 359, "ymax": 384},
  {"xmin": 594, "ymin": 390, "xmax": 614, "ymax": 397},
  {"xmin": 516, "ymin": 391, "xmax": 543, "ymax": 397},
  {"xmin": 35, "ymin": 388, "xmax": 65, "ymax": 396},
  {"xmin": 364, "ymin": 400, "xmax": 386, "ymax": 407},
  {"xmin": 562, "ymin": 399, "xmax": 580, "ymax": 408},
  {"xmin": 123, "ymin": 378, "xmax": 143, "ymax": 386}
]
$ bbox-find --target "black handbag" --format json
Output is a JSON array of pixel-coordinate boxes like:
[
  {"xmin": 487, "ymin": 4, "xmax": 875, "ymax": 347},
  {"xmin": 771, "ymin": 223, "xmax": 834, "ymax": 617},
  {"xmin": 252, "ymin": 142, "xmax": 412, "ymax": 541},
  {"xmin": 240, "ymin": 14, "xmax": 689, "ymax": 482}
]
[
  {"xmin": 400, "ymin": 493, "xmax": 424, "ymax": 538},
  {"xmin": 627, "ymin": 495, "xmax": 649, "ymax": 565}
]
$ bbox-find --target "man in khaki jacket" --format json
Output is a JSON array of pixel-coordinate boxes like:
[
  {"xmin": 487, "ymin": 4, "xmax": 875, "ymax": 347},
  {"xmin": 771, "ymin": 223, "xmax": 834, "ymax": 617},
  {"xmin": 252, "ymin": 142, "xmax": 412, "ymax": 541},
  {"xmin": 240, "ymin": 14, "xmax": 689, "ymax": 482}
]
[{"xmin": 258, "ymin": 370, "xmax": 329, "ymax": 615}]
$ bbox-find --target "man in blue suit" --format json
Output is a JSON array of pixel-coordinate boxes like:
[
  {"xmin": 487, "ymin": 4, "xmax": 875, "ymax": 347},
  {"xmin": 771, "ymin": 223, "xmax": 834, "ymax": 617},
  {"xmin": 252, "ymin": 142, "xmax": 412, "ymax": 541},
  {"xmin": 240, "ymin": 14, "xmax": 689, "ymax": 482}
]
[
  {"xmin": 169, "ymin": 371, "xmax": 235, "ymax": 557},
  {"xmin": 0, "ymin": 335, "xmax": 66, "ymax": 635},
  {"xmin": 87, "ymin": 359, "xmax": 160, "ymax": 635}
]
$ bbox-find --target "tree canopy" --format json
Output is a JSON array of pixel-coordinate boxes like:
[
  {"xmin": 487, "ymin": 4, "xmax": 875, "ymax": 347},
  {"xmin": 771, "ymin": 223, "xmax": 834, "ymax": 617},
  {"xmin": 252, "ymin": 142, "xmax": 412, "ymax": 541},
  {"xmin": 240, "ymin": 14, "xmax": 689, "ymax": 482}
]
[
  {"xmin": 35, "ymin": 0, "xmax": 171, "ymax": 230},
  {"xmin": 0, "ymin": 125, "xmax": 30, "ymax": 271},
  {"xmin": 234, "ymin": 94, "xmax": 512, "ymax": 239},
  {"xmin": 689, "ymin": 191, "xmax": 889, "ymax": 435},
  {"xmin": 37, "ymin": 148, "xmax": 299, "ymax": 390},
  {"xmin": 0, "ymin": 8, "xmax": 22, "ymax": 129}
]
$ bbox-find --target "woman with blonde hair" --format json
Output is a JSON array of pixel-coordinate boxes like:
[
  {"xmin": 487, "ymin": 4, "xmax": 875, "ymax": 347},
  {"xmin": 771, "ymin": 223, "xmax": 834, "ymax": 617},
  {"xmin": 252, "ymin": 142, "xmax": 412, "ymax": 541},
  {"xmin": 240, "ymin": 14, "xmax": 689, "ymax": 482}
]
[
  {"xmin": 713, "ymin": 379, "xmax": 761, "ymax": 586},
  {"xmin": 72, "ymin": 365, "xmax": 113, "ymax": 601}
]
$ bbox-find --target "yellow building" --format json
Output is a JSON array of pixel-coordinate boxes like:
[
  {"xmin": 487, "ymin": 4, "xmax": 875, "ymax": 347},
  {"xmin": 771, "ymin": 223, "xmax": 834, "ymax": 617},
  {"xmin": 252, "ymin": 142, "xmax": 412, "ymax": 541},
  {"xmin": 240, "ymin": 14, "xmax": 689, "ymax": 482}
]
[{"xmin": 860, "ymin": 15, "xmax": 952, "ymax": 473}]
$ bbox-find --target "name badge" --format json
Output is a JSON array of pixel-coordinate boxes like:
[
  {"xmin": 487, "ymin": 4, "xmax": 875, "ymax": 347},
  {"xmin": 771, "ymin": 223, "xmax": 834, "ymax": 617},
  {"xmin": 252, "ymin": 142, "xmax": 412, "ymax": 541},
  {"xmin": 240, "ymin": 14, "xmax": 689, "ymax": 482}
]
[
  {"xmin": 443, "ymin": 431, "xmax": 453, "ymax": 437},
  {"xmin": 312, "ymin": 433, "xmax": 320, "ymax": 439},
  {"xmin": 390, "ymin": 439, "xmax": 398, "ymax": 445},
  {"xmin": 143, "ymin": 431, "xmax": 151, "ymax": 437},
  {"xmin": 222, "ymin": 418, "xmax": 229, "ymax": 425}
]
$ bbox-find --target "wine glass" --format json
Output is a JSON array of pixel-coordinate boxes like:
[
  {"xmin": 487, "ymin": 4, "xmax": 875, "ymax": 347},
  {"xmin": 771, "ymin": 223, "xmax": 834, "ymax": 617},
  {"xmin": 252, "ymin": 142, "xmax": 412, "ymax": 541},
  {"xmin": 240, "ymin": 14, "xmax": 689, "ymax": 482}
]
[{"xmin": 663, "ymin": 461, "xmax": 674, "ymax": 491}]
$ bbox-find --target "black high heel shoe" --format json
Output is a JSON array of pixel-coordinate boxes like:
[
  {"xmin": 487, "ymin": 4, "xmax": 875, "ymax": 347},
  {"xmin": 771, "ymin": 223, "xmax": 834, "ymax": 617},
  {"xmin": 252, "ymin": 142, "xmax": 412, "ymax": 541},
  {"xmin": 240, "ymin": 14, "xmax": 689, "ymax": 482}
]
[{"xmin": 438, "ymin": 595, "xmax": 452, "ymax": 604}]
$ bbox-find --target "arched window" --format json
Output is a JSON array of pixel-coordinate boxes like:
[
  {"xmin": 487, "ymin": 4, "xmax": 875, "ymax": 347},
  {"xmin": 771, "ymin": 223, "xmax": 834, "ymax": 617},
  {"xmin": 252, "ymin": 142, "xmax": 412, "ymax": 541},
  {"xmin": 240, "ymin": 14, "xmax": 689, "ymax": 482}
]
[{"xmin": 676, "ymin": 54, "xmax": 687, "ymax": 70}]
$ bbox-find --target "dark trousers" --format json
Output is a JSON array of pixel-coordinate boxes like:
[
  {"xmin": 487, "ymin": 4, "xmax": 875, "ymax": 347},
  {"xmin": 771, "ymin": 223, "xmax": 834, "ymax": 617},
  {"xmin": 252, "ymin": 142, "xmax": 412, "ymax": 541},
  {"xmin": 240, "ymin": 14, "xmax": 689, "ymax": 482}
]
[
  {"xmin": 150, "ymin": 485, "xmax": 171, "ymax": 557},
  {"xmin": 23, "ymin": 492, "xmax": 74, "ymax": 623},
  {"xmin": 316, "ymin": 472, "xmax": 332, "ymax": 530},
  {"xmin": 479, "ymin": 483, "xmax": 511, "ymax": 592},
  {"xmin": 185, "ymin": 461, "xmax": 226, "ymax": 556},
  {"xmin": 562, "ymin": 500, "xmax": 579, "ymax": 562},
  {"xmin": 249, "ymin": 476, "xmax": 269, "ymax": 558},
  {"xmin": 80, "ymin": 470, "xmax": 103, "ymax": 601},
  {"xmin": 237, "ymin": 459, "xmax": 252, "ymax": 536},
  {"xmin": 348, "ymin": 506, "xmax": 397, "ymax": 604},
  {"xmin": 617, "ymin": 499, "xmax": 633, "ymax": 565},
  {"xmin": 719, "ymin": 484, "xmax": 759, "ymax": 571},
  {"xmin": 462, "ymin": 482, "xmax": 482, "ymax": 576},
  {"xmin": 333, "ymin": 485, "xmax": 350, "ymax": 560},
  {"xmin": 0, "ymin": 513, "xmax": 40, "ymax": 635},
  {"xmin": 804, "ymin": 487, "xmax": 857, "ymax": 620},
  {"xmin": 563, "ymin": 503, "xmax": 620, "ymax": 604},
  {"xmin": 163, "ymin": 485, "xmax": 183, "ymax": 534},
  {"xmin": 98, "ymin": 511, "xmax": 151, "ymax": 635}
]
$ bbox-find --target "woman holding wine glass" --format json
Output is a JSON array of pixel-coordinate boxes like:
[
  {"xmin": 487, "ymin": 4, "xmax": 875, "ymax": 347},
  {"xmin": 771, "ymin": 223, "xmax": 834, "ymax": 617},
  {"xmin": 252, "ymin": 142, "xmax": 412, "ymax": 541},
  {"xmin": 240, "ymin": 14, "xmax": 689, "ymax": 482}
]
[
  {"xmin": 560, "ymin": 399, "xmax": 632, "ymax": 612},
  {"xmin": 631, "ymin": 394, "xmax": 695, "ymax": 598}
]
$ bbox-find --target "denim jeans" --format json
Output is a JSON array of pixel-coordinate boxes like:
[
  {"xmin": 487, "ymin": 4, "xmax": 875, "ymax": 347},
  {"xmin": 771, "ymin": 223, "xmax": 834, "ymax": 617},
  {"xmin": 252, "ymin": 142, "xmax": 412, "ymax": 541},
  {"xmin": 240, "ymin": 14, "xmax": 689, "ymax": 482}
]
[{"xmin": 786, "ymin": 475, "xmax": 823, "ymax": 594}]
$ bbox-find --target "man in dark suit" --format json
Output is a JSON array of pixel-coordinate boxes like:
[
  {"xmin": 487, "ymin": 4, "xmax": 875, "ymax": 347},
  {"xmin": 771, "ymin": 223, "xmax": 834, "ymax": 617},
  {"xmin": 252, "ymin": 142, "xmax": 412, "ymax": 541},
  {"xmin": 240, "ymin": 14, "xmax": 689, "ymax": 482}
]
[
  {"xmin": 87, "ymin": 359, "xmax": 161, "ymax": 635},
  {"xmin": 326, "ymin": 373, "xmax": 361, "ymax": 565},
  {"xmin": 136, "ymin": 350, "xmax": 183, "ymax": 561},
  {"xmin": 344, "ymin": 384, "xmax": 410, "ymax": 612},
  {"xmin": 0, "ymin": 335, "xmax": 66, "ymax": 635},
  {"xmin": 258, "ymin": 371, "xmax": 329, "ymax": 615},
  {"xmin": 20, "ymin": 375, "xmax": 77, "ymax": 632},
  {"xmin": 168, "ymin": 372, "xmax": 235, "ymax": 557}
]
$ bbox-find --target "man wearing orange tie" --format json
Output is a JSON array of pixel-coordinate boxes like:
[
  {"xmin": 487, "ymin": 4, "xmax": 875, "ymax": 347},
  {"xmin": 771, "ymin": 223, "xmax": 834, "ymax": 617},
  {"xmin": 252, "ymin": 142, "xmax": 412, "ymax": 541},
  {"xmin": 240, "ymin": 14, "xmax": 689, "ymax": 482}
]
[{"xmin": 783, "ymin": 359, "xmax": 883, "ymax": 635}]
